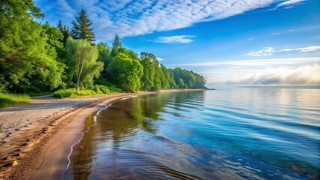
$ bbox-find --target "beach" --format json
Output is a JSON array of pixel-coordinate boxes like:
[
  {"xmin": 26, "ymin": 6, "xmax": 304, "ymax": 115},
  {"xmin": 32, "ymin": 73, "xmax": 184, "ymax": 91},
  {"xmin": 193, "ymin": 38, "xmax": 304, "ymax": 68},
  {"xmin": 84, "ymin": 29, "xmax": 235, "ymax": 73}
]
[
  {"xmin": 0, "ymin": 89, "xmax": 201, "ymax": 179},
  {"xmin": 0, "ymin": 92, "xmax": 146, "ymax": 179}
]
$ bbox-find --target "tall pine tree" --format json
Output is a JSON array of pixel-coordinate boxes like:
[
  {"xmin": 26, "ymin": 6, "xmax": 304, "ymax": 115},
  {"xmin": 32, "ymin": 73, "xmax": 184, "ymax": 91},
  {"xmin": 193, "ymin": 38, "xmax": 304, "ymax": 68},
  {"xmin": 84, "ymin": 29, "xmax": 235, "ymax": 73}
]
[
  {"xmin": 71, "ymin": 9, "xmax": 95, "ymax": 44},
  {"xmin": 111, "ymin": 35, "xmax": 122, "ymax": 57},
  {"xmin": 57, "ymin": 20, "xmax": 70, "ymax": 45}
]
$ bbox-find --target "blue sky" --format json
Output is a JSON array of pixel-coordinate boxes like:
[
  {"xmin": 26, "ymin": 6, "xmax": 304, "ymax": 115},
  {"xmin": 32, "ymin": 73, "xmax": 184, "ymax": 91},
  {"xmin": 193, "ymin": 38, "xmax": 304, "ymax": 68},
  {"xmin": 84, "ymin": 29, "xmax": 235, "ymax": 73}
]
[{"xmin": 35, "ymin": 0, "xmax": 320, "ymax": 87}]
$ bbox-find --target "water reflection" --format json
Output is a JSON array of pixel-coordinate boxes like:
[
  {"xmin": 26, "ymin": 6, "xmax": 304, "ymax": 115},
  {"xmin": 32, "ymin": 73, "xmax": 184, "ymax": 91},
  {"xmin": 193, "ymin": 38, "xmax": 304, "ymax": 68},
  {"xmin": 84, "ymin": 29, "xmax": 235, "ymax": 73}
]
[{"xmin": 66, "ymin": 89, "xmax": 320, "ymax": 179}]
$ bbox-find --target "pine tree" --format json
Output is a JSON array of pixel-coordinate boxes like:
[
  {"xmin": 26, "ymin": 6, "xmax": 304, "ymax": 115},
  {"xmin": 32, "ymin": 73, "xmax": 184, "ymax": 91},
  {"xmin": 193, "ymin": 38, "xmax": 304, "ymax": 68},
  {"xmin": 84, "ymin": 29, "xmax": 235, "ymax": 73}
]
[
  {"xmin": 71, "ymin": 9, "xmax": 95, "ymax": 44},
  {"xmin": 57, "ymin": 20, "xmax": 70, "ymax": 45},
  {"xmin": 111, "ymin": 35, "xmax": 122, "ymax": 57}
]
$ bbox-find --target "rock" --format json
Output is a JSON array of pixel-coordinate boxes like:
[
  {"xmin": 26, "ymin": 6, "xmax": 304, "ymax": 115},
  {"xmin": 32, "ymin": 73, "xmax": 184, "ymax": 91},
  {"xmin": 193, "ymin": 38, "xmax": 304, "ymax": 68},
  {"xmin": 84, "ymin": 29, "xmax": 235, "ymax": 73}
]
[
  {"xmin": 12, "ymin": 151, "xmax": 21, "ymax": 156},
  {"xmin": 2, "ymin": 156, "xmax": 11, "ymax": 160},
  {"xmin": 12, "ymin": 161, "xmax": 18, "ymax": 166}
]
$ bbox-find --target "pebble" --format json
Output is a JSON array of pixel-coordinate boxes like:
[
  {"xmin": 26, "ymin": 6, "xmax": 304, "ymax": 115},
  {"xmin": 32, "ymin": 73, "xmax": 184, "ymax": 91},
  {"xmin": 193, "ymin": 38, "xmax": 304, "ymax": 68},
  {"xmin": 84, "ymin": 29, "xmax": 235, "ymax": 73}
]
[{"xmin": 12, "ymin": 161, "xmax": 18, "ymax": 166}]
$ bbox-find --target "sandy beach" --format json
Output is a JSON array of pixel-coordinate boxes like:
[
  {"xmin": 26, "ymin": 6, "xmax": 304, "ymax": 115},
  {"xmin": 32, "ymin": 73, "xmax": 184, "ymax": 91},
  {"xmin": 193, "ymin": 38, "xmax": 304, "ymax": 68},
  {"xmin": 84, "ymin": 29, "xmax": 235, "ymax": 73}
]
[
  {"xmin": 0, "ymin": 89, "xmax": 201, "ymax": 179},
  {"xmin": 0, "ymin": 92, "xmax": 147, "ymax": 179}
]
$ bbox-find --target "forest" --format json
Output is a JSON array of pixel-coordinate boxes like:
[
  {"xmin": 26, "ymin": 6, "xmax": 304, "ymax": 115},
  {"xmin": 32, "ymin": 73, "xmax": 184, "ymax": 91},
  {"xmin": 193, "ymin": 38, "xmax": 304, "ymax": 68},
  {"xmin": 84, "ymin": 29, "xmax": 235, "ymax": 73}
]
[{"xmin": 0, "ymin": 0, "xmax": 206, "ymax": 99}]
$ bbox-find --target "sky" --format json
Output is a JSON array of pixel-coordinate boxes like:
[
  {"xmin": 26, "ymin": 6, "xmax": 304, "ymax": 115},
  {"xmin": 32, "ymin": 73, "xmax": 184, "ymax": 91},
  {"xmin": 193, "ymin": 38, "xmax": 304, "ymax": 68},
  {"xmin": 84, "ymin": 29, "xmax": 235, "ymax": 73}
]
[{"xmin": 34, "ymin": 0, "xmax": 320, "ymax": 87}]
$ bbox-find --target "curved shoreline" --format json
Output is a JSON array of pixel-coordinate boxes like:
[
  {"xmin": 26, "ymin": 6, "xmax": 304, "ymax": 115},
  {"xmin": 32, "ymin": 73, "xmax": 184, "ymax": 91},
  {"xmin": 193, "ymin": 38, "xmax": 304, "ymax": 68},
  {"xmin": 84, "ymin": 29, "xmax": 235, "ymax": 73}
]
[{"xmin": 0, "ymin": 89, "xmax": 205, "ymax": 179}]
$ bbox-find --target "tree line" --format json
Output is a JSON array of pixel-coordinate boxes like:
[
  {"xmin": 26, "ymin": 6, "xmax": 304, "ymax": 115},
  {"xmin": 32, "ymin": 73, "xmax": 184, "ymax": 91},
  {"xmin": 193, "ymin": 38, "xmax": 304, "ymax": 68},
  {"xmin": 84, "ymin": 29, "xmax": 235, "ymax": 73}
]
[{"xmin": 0, "ymin": 0, "xmax": 206, "ymax": 94}]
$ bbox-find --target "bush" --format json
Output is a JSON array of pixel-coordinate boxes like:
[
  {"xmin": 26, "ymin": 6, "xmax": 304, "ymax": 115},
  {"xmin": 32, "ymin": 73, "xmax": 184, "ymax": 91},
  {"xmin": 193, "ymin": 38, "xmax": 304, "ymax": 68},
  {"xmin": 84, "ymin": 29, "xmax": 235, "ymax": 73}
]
[
  {"xmin": 53, "ymin": 89, "xmax": 76, "ymax": 98},
  {"xmin": 0, "ymin": 93, "xmax": 30, "ymax": 108},
  {"xmin": 93, "ymin": 85, "xmax": 110, "ymax": 94},
  {"xmin": 77, "ymin": 89, "xmax": 96, "ymax": 96},
  {"xmin": 95, "ymin": 78, "xmax": 122, "ymax": 93},
  {"xmin": 53, "ymin": 85, "xmax": 112, "ymax": 98}
]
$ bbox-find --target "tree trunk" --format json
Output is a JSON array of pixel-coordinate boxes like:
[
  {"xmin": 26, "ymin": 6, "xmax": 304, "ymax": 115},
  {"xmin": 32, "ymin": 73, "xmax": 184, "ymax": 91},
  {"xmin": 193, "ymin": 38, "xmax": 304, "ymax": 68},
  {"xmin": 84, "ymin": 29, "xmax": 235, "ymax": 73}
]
[{"xmin": 76, "ymin": 57, "xmax": 85, "ymax": 94}]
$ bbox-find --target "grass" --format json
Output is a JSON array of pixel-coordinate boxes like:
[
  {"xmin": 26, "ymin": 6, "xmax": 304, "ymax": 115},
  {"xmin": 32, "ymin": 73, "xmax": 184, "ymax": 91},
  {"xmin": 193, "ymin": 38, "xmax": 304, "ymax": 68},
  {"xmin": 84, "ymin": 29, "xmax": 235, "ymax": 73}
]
[
  {"xmin": 53, "ymin": 85, "xmax": 120, "ymax": 98},
  {"xmin": 0, "ymin": 93, "xmax": 30, "ymax": 108}
]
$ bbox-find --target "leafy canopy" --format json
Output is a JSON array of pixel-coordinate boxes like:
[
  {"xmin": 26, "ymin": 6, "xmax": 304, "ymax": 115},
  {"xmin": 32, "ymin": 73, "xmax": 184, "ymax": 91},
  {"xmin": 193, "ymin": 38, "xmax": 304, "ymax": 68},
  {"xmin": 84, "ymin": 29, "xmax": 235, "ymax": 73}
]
[{"xmin": 65, "ymin": 38, "xmax": 103, "ymax": 92}]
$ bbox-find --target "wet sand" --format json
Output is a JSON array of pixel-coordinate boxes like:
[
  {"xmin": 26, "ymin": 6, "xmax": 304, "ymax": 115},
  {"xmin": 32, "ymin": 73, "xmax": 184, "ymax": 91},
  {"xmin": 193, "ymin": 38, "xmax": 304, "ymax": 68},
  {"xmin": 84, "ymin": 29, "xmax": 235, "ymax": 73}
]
[{"xmin": 0, "ymin": 89, "xmax": 203, "ymax": 179}]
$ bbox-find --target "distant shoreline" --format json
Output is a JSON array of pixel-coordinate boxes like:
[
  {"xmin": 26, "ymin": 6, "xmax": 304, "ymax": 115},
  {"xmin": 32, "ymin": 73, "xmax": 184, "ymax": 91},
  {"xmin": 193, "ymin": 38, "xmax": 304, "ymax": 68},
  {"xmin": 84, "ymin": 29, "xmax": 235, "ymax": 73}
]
[{"xmin": 0, "ymin": 89, "xmax": 205, "ymax": 179}]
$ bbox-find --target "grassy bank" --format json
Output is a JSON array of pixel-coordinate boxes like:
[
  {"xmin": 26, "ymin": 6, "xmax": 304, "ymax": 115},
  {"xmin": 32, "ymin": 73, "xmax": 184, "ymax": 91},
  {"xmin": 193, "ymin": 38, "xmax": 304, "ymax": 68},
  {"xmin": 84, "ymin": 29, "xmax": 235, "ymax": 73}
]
[
  {"xmin": 0, "ymin": 93, "xmax": 30, "ymax": 108},
  {"xmin": 53, "ymin": 85, "xmax": 122, "ymax": 98}
]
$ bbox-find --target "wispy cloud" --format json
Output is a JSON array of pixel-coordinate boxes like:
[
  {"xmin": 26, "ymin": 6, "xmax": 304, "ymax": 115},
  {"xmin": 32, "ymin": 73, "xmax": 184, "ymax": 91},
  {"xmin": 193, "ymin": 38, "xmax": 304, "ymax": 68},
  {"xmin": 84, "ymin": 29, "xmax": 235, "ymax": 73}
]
[
  {"xmin": 171, "ymin": 57, "xmax": 320, "ymax": 67},
  {"xmin": 246, "ymin": 46, "xmax": 320, "ymax": 56},
  {"xmin": 155, "ymin": 35, "xmax": 194, "ymax": 44},
  {"xmin": 247, "ymin": 47, "xmax": 275, "ymax": 56},
  {"xmin": 274, "ymin": 0, "xmax": 305, "ymax": 9},
  {"xmin": 37, "ymin": 0, "xmax": 294, "ymax": 41},
  {"xmin": 157, "ymin": 57, "xmax": 164, "ymax": 61},
  {"xmin": 228, "ymin": 64, "xmax": 320, "ymax": 85}
]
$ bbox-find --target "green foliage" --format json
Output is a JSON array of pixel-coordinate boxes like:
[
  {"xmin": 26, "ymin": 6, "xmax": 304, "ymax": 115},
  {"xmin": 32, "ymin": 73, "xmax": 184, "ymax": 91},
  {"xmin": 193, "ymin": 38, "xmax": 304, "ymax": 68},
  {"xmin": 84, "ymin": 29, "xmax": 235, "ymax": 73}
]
[
  {"xmin": 0, "ymin": 3, "xmax": 206, "ymax": 95},
  {"xmin": 53, "ymin": 85, "xmax": 111, "ymax": 98},
  {"xmin": 53, "ymin": 88, "xmax": 96, "ymax": 98},
  {"xmin": 0, "ymin": 93, "xmax": 30, "ymax": 108},
  {"xmin": 111, "ymin": 35, "xmax": 122, "ymax": 57},
  {"xmin": 96, "ymin": 42, "xmax": 112, "ymax": 77},
  {"xmin": 172, "ymin": 68, "xmax": 206, "ymax": 89},
  {"xmin": 57, "ymin": 20, "xmax": 71, "ymax": 45},
  {"xmin": 107, "ymin": 50, "xmax": 143, "ymax": 92},
  {"xmin": 139, "ymin": 52, "xmax": 163, "ymax": 91},
  {"xmin": 71, "ymin": 9, "xmax": 95, "ymax": 44},
  {"xmin": 53, "ymin": 89, "xmax": 75, "ymax": 98},
  {"xmin": 65, "ymin": 38, "xmax": 103, "ymax": 92},
  {"xmin": 93, "ymin": 85, "xmax": 110, "ymax": 94},
  {"xmin": 0, "ymin": 0, "xmax": 65, "ymax": 93},
  {"xmin": 95, "ymin": 78, "xmax": 122, "ymax": 92}
]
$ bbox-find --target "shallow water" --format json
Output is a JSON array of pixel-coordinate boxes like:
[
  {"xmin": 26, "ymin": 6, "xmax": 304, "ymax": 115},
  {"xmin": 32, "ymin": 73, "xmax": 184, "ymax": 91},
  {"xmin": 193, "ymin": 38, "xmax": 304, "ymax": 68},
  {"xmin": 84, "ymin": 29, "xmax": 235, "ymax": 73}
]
[{"xmin": 65, "ymin": 87, "xmax": 320, "ymax": 180}]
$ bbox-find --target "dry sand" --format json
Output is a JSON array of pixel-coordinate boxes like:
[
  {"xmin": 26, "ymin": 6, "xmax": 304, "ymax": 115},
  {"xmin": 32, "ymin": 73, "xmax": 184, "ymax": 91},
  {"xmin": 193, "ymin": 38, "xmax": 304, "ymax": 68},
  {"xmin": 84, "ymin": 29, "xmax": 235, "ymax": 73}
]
[{"xmin": 0, "ymin": 89, "xmax": 204, "ymax": 179}]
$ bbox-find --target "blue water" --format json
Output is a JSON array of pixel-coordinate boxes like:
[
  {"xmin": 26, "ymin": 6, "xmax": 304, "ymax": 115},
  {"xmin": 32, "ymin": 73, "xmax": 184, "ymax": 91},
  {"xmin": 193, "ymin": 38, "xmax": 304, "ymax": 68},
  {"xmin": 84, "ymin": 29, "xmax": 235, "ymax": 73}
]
[{"xmin": 67, "ymin": 87, "xmax": 320, "ymax": 180}]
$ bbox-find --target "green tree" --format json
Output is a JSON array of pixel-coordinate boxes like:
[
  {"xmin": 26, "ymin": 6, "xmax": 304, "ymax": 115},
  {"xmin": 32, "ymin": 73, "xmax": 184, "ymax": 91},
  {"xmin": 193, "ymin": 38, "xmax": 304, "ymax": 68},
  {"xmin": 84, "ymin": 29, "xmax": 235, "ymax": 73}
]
[
  {"xmin": 57, "ymin": 20, "xmax": 71, "ymax": 45},
  {"xmin": 0, "ymin": 0, "xmax": 65, "ymax": 93},
  {"xmin": 107, "ymin": 50, "xmax": 143, "ymax": 92},
  {"xmin": 65, "ymin": 38, "xmax": 103, "ymax": 93},
  {"xmin": 110, "ymin": 35, "xmax": 122, "ymax": 57},
  {"xmin": 71, "ymin": 9, "xmax": 95, "ymax": 44},
  {"xmin": 43, "ymin": 22, "xmax": 65, "ymax": 61},
  {"xmin": 140, "ymin": 52, "xmax": 155, "ymax": 90},
  {"xmin": 96, "ymin": 42, "xmax": 112, "ymax": 77}
]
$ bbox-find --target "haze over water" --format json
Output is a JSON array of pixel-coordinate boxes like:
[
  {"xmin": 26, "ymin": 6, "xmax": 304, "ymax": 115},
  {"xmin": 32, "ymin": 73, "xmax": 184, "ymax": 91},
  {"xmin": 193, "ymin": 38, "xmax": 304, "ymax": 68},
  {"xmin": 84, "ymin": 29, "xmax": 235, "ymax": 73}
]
[{"xmin": 66, "ymin": 87, "xmax": 320, "ymax": 180}]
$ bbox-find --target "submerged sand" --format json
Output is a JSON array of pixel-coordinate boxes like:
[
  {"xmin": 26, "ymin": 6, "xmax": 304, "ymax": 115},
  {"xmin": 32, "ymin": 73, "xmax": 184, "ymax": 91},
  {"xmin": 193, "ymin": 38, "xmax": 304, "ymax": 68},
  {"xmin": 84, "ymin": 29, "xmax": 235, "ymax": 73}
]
[{"xmin": 0, "ymin": 89, "xmax": 201, "ymax": 179}]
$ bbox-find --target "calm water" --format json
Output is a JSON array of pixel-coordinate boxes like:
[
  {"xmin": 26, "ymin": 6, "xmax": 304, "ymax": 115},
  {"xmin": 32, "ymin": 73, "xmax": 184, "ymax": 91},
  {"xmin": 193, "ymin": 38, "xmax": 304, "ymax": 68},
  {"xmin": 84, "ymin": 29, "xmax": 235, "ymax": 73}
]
[{"xmin": 65, "ymin": 87, "xmax": 320, "ymax": 180}]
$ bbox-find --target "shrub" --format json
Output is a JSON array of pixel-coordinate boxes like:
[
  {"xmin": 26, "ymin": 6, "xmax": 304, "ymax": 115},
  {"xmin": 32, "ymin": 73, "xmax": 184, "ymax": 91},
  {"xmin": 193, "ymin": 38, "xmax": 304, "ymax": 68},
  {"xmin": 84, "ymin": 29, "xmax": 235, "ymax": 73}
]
[
  {"xmin": 77, "ymin": 89, "xmax": 96, "ymax": 96},
  {"xmin": 53, "ymin": 86, "xmax": 111, "ymax": 99},
  {"xmin": 93, "ymin": 85, "xmax": 110, "ymax": 94},
  {"xmin": 95, "ymin": 78, "xmax": 122, "ymax": 93},
  {"xmin": 0, "ymin": 93, "xmax": 30, "ymax": 108},
  {"xmin": 53, "ymin": 89, "xmax": 76, "ymax": 98}
]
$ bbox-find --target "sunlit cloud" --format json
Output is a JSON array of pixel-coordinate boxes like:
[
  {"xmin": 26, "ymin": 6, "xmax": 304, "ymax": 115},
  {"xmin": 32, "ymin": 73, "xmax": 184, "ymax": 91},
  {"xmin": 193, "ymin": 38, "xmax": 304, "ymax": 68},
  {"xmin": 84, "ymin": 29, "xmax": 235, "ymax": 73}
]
[
  {"xmin": 155, "ymin": 35, "xmax": 194, "ymax": 44},
  {"xmin": 36, "ymin": 0, "xmax": 299, "ymax": 41},
  {"xmin": 274, "ymin": 0, "xmax": 305, "ymax": 9},
  {"xmin": 246, "ymin": 46, "xmax": 320, "ymax": 57},
  {"xmin": 228, "ymin": 64, "xmax": 320, "ymax": 85}
]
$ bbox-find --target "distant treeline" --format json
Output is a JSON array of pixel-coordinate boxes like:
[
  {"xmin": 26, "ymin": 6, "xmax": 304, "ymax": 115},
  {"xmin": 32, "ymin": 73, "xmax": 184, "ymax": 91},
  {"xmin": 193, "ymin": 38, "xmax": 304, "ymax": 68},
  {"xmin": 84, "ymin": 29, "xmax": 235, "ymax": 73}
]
[{"xmin": 0, "ymin": 0, "xmax": 206, "ymax": 94}]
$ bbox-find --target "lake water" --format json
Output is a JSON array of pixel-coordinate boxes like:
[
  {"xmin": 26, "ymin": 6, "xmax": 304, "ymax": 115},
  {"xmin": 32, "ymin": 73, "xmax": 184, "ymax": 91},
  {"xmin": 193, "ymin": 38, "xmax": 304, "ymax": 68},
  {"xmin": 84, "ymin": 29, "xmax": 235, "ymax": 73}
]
[{"xmin": 65, "ymin": 87, "xmax": 320, "ymax": 180}]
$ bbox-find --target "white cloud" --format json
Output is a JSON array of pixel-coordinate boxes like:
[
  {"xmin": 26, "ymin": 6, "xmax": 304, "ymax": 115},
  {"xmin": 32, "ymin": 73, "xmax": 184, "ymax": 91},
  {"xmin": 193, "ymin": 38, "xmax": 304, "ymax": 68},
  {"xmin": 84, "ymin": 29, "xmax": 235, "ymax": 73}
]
[
  {"xmin": 157, "ymin": 57, "xmax": 164, "ymax": 61},
  {"xmin": 171, "ymin": 57, "xmax": 320, "ymax": 67},
  {"xmin": 297, "ymin": 46, "xmax": 320, "ymax": 52},
  {"xmin": 247, "ymin": 46, "xmax": 320, "ymax": 56},
  {"xmin": 155, "ymin": 35, "xmax": 194, "ymax": 44},
  {"xmin": 228, "ymin": 64, "xmax": 320, "ymax": 85},
  {"xmin": 246, "ymin": 47, "xmax": 275, "ymax": 56},
  {"xmin": 37, "ymin": 0, "xmax": 288, "ymax": 41},
  {"xmin": 275, "ymin": 0, "xmax": 305, "ymax": 9}
]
